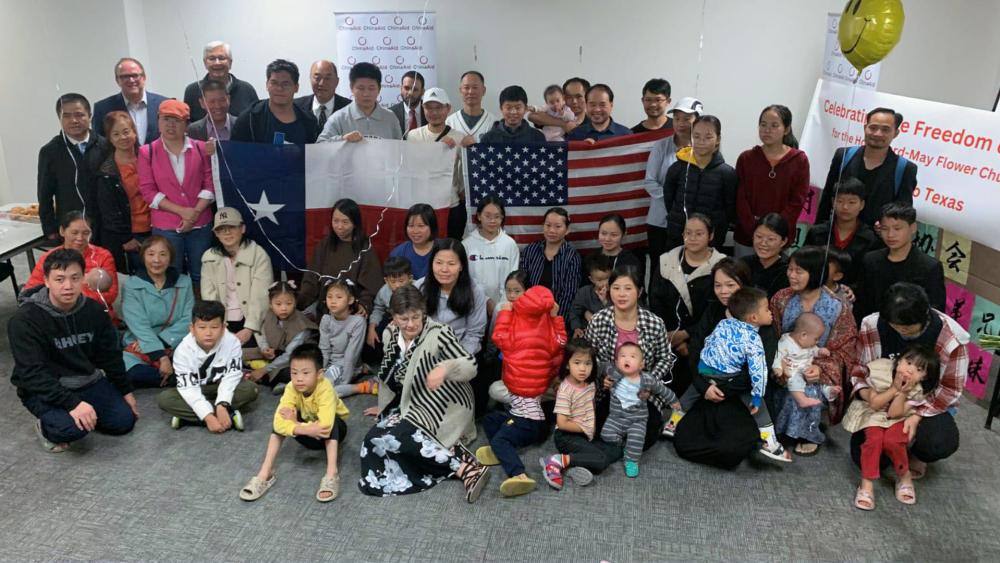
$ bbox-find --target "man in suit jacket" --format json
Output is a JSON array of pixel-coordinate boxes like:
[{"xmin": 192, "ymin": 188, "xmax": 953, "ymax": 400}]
[
  {"xmin": 37, "ymin": 93, "xmax": 108, "ymax": 238},
  {"xmin": 187, "ymin": 79, "xmax": 237, "ymax": 141},
  {"xmin": 182, "ymin": 41, "xmax": 259, "ymax": 122},
  {"xmin": 855, "ymin": 203, "xmax": 945, "ymax": 323},
  {"xmin": 92, "ymin": 58, "xmax": 167, "ymax": 145},
  {"xmin": 389, "ymin": 70, "xmax": 426, "ymax": 137},
  {"xmin": 293, "ymin": 60, "xmax": 351, "ymax": 130}
]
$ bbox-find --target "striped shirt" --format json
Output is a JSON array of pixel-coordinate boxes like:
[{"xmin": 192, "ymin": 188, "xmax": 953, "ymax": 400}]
[
  {"xmin": 510, "ymin": 394, "xmax": 545, "ymax": 421},
  {"xmin": 554, "ymin": 379, "xmax": 596, "ymax": 439},
  {"xmin": 521, "ymin": 240, "xmax": 582, "ymax": 316}
]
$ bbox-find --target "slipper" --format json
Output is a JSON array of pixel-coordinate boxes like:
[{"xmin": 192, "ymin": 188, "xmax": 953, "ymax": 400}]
[
  {"xmin": 475, "ymin": 446, "xmax": 500, "ymax": 466},
  {"xmin": 794, "ymin": 443, "xmax": 820, "ymax": 456},
  {"xmin": 499, "ymin": 476, "xmax": 537, "ymax": 497},
  {"xmin": 759, "ymin": 442, "xmax": 793, "ymax": 463},
  {"xmin": 854, "ymin": 487, "xmax": 875, "ymax": 511},
  {"xmin": 316, "ymin": 475, "xmax": 339, "ymax": 502},
  {"xmin": 239, "ymin": 474, "xmax": 276, "ymax": 501},
  {"xmin": 895, "ymin": 482, "xmax": 916, "ymax": 505}
]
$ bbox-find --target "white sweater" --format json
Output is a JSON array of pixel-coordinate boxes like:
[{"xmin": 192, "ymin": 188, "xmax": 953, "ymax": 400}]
[
  {"xmin": 445, "ymin": 109, "xmax": 499, "ymax": 141},
  {"xmin": 462, "ymin": 228, "xmax": 520, "ymax": 305},
  {"xmin": 172, "ymin": 331, "xmax": 243, "ymax": 420}
]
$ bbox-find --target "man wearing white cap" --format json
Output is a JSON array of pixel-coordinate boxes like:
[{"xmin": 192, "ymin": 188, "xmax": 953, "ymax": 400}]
[
  {"xmin": 407, "ymin": 87, "xmax": 468, "ymax": 238},
  {"xmin": 642, "ymin": 96, "xmax": 703, "ymax": 291}
]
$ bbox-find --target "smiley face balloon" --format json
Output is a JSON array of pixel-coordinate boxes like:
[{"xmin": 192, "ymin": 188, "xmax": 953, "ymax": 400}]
[{"xmin": 838, "ymin": 0, "xmax": 905, "ymax": 72}]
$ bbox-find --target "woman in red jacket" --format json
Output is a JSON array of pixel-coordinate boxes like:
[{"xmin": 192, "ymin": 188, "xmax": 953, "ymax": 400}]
[
  {"xmin": 734, "ymin": 105, "xmax": 810, "ymax": 256},
  {"xmin": 479, "ymin": 285, "xmax": 567, "ymax": 497},
  {"xmin": 25, "ymin": 211, "xmax": 119, "ymax": 320}
]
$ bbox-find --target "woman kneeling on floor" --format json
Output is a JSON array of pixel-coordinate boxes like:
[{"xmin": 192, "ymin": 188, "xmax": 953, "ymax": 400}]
[{"xmin": 358, "ymin": 285, "xmax": 492, "ymax": 502}]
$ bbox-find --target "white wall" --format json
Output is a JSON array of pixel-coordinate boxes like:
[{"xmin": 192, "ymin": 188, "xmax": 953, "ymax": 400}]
[{"xmin": 3, "ymin": 0, "xmax": 1000, "ymax": 204}]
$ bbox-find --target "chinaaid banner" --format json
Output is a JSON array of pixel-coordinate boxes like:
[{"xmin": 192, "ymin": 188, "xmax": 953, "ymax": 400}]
[{"xmin": 334, "ymin": 11, "xmax": 438, "ymax": 106}]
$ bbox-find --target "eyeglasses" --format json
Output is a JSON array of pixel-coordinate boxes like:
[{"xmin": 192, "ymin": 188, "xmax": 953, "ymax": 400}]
[
  {"xmin": 117, "ymin": 73, "xmax": 144, "ymax": 81},
  {"xmin": 206, "ymin": 55, "xmax": 230, "ymax": 62}
]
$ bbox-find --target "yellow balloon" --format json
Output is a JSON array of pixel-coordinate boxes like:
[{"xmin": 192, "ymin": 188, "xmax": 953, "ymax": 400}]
[{"xmin": 838, "ymin": 0, "xmax": 905, "ymax": 72}]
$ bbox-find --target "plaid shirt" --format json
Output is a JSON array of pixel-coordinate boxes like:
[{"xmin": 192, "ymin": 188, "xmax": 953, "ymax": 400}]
[
  {"xmin": 586, "ymin": 307, "xmax": 676, "ymax": 408},
  {"xmin": 850, "ymin": 311, "xmax": 969, "ymax": 417}
]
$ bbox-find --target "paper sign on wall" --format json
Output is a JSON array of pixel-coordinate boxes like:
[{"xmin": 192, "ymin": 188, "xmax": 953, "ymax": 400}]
[
  {"xmin": 939, "ymin": 231, "xmax": 971, "ymax": 285},
  {"xmin": 790, "ymin": 222, "xmax": 809, "ymax": 251},
  {"xmin": 965, "ymin": 343, "xmax": 993, "ymax": 400},
  {"xmin": 798, "ymin": 186, "xmax": 821, "ymax": 225},
  {"xmin": 970, "ymin": 295, "xmax": 1000, "ymax": 339},
  {"xmin": 913, "ymin": 222, "xmax": 940, "ymax": 259},
  {"xmin": 945, "ymin": 282, "xmax": 975, "ymax": 331}
]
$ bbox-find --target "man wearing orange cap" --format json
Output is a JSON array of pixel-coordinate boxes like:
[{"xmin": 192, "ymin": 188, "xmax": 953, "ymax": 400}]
[{"xmin": 137, "ymin": 99, "xmax": 217, "ymax": 285}]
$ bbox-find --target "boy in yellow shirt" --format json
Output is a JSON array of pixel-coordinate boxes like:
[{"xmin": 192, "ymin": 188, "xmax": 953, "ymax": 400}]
[{"xmin": 239, "ymin": 343, "xmax": 349, "ymax": 502}]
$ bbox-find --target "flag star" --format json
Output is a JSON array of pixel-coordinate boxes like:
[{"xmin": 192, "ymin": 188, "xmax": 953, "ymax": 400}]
[
  {"xmin": 247, "ymin": 191, "xmax": 284, "ymax": 226},
  {"xmin": 548, "ymin": 166, "xmax": 555, "ymax": 172},
  {"xmin": 531, "ymin": 166, "xmax": 538, "ymax": 173},
  {"xmin": 540, "ymin": 147, "xmax": 548, "ymax": 154},
  {"xmin": 472, "ymin": 172, "xmax": 479, "ymax": 178},
  {"xmin": 504, "ymin": 146, "xmax": 512, "ymax": 153},
  {"xmin": 521, "ymin": 147, "xmax": 529, "ymax": 153},
  {"xmin": 487, "ymin": 146, "xmax": 495, "ymax": 153}
]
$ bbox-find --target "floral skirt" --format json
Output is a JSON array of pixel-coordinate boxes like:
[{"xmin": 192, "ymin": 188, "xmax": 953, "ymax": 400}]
[
  {"xmin": 358, "ymin": 413, "xmax": 462, "ymax": 497},
  {"xmin": 774, "ymin": 383, "xmax": 827, "ymax": 444}
]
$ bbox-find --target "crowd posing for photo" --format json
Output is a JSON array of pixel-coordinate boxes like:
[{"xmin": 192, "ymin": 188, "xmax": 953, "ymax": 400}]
[{"xmin": 13, "ymin": 41, "xmax": 966, "ymax": 511}]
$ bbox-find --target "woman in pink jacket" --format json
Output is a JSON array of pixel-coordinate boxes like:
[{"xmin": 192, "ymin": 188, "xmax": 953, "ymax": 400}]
[{"xmin": 138, "ymin": 99, "xmax": 216, "ymax": 285}]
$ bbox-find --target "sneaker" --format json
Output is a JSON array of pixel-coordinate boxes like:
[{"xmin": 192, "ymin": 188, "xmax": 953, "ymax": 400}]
[
  {"xmin": 564, "ymin": 466, "xmax": 594, "ymax": 487},
  {"xmin": 662, "ymin": 410, "xmax": 684, "ymax": 438},
  {"xmin": 170, "ymin": 416, "xmax": 183, "ymax": 430},
  {"xmin": 624, "ymin": 460, "xmax": 640, "ymax": 478},
  {"xmin": 272, "ymin": 383, "xmax": 287, "ymax": 396},
  {"xmin": 231, "ymin": 410, "xmax": 245, "ymax": 432},
  {"xmin": 475, "ymin": 446, "xmax": 500, "ymax": 466},
  {"xmin": 538, "ymin": 457, "xmax": 564, "ymax": 490},
  {"xmin": 34, "ymin": 420, "xmax": 67, "ymax": 453}
]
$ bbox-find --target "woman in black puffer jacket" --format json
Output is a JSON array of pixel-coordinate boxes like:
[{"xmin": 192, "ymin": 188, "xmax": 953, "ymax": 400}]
[{"xmin": 661, "ymin": 115, "xmax": 737, "ymax": 252}]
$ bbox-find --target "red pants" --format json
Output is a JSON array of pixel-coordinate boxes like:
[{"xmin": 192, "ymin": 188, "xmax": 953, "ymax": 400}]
[{"xmin": 860, "ymin": 422, "xmax": 910, "ymax": 480}]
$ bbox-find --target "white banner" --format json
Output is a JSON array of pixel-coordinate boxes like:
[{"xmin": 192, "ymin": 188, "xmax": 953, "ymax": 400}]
[
  {"xmin": 823, "ymin": 12, "xmax": 879, "ymax": 89},
  {"xmin": 334, "ymin": 11, "xmax": 438, "ymax": 107},
  {"xmin": 801, "ymin": 78, "xmax": 1000, "ymax": 250}
]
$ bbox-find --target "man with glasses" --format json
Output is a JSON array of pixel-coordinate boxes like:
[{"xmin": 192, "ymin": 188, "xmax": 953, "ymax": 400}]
[
  {"xmin": 632, "ymin": 79, "xmax": 673, "ymax": 133},
  {"xmin": 232, "ymin": 59, "xmax": 319, "ymax": 144},
  {"xmin": 183, "ymin": 41, "xmax": 259, "ymax": 122},
  {"xmin": 92, "ymin": 58, "xmax": 167, "ymax": 144}
]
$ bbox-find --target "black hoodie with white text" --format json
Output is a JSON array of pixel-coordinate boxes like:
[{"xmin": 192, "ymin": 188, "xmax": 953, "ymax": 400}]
[{"xmin": 8, "ymin": 287, "xmax": 131, "ymax": 409}]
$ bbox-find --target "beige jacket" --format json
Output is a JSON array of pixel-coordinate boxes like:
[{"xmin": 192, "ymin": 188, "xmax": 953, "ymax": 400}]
[
  {"xmin": 659, "ymin": 246, "xmax": 726, "ymax": 313},
  {"xmin": 200, "ymin": 240, "xmax": 273, "ymax": 333}
]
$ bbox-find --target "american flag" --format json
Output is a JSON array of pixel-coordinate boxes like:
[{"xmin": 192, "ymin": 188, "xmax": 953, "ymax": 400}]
[{"xmin": 464, "ymin": 129, "xmax": 672, "ymax": 250}]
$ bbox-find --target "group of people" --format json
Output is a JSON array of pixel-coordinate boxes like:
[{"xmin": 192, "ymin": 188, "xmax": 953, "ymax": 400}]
[{"xmin": 14, "ymin": 41, "xmax": 967, "ymax": 510}]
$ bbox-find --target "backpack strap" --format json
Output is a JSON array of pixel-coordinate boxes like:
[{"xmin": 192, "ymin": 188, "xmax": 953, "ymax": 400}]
[
  {"xmin": 893, "ymin": 155, "xmax": 909, "ymax": 196},
  {"xmin": 839, "ymin": 146, "xmax": 862, "ymax": 174}
]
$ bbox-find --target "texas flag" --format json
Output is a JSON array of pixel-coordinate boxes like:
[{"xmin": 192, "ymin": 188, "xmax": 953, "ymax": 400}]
[{"xmin": 214, "ymin": 140, "xmax": 456, "ymax": 270}]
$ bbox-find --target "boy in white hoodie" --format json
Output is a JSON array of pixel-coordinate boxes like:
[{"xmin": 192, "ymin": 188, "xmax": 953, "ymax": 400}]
[{"xmin": 157, "ymin": 300, "xmax": 259, "ymax": 431}]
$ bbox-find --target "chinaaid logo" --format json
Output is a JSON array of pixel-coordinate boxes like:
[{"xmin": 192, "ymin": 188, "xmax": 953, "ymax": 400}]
[
  {"xmin": 419, "ymin": 56, "xmax": 429, "ymax": 64},
  {"xmin": 385, "ymin": 74, "xmax": 395, "ymax": 84},
  {"xmin": 358, "ymin": 37, "xmax": 367, "ymax": 46},
  {"xmin": 383, "ymin": 36, "xmax": 392, "ymax": 45},
  {"xmin": 394, "ymin": 15, "xmax": 403, "ymax": 25},
  {"xmin": 347, "ymin": 56, "xmax": 357, "ymax": 65},
  {"xmin": 406, "ymin": 36, "xmax": 416, "ymax": 46},
  {"xmin": 345, "ymin": 16, "xmax": 354, "ymax": 25},
  {"xmin": 372, "ymin": 56, "xmax": 381, "ymax": 65},
  {"xmin": 370, "ymin": 16, "xmax": 379, "ymax": 25},
  {"xmin": 396, "ymin": 56, "xmax": 405, "ymax": 64},
  {"xmin": 418, "ymin": 15, "xmax": 428, "ymax": 25}
]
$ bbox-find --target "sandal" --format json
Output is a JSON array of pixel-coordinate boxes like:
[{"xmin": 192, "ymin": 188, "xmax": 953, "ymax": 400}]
[
  {"xmin": 895, "ymin": 482, "xmax": 916, "ymax": 505},
  {"xmin": 854, "ymin": 487, "xmax": 875, "ymax": 511},
  {"xmin": 316, "ymin": 475, "xmax": 340, "ymax": 502},
  {"xmin": 460, "ymin": 463, "xmax": 492, "ymax": 504},
  {"xmin": 794, "ymin": 442, "xmax": 820, "ymax": 456},
  {"xmin": 759, "ymin": 442, "xmax": 793, "ymax": 463},
  {"xmin": 239, "ymin": 474, "xmax": 276, "ymax": 501}
]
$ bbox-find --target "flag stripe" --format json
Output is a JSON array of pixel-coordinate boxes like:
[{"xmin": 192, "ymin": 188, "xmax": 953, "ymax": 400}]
[
  {"xmin": 568, "ymin": 152, "xmax": 652, "ymax": 169},
  {"xmin": 568, "ymin": 171, "xmax": 645, "ymax": 188}
]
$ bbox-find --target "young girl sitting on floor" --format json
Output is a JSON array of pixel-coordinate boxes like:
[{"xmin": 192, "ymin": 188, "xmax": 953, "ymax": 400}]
[
  {"xmin": 540, "ymin": 338, "xmax": 618, "ymax": 489},
  {"xmin": 843, "ymin": 346, "xmax": 940, "ymax": 511},
  {"xmin": 318, "ymin": 279, "xmax": 368, "ymax": 398},
  {"xmin": 247, "ymin": 281, "xmax": 317, "ymax": 395}
]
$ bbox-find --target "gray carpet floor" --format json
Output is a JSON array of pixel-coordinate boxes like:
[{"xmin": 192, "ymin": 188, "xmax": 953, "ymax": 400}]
[{"xmin": 1, "ymin": 255, "xmax": 999, "ymax": 562}]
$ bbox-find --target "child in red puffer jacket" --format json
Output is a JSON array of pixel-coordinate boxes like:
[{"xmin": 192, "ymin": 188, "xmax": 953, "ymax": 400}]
[{"xmin": 476, "ymin": 286, "xmax": 567, "ymax": 498}]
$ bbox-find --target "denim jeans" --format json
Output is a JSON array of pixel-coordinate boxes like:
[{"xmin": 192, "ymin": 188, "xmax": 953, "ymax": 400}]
[
  {"xmin": 21, "ymin": 377, "xmax": 136, "ymax": 444},
  {"xmin": 482, "ymin": 410, "xmax": 547, "ymax": 477}
]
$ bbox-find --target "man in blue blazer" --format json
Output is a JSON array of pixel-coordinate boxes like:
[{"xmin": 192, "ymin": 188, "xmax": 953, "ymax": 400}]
[{"xmin": 92, "ymin": 58, "xmax": 168, "ymax": 144}]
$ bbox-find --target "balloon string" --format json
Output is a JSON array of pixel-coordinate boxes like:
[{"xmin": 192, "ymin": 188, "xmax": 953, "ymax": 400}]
[{"xmin": 818, "ymin": 78, "xmax": 860, "ymax": 287}]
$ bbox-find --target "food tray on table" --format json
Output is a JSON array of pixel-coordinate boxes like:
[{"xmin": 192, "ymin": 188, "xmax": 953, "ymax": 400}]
[{"xmin": 0, "ymin": 203, "xmax": 41, "ymax": 223}]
